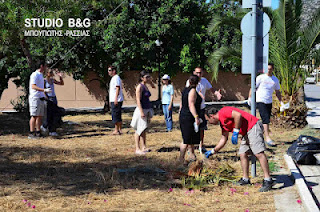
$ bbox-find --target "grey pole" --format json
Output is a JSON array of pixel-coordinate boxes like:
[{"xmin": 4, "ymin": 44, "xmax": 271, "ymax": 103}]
[{"xmin": 251, "ymin": 0, "xmax": 258, "ymax": 178}]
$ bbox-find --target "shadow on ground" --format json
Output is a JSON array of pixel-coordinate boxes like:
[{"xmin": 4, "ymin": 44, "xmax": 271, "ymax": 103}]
[{"xmin": 0, "ymin": 145, "xmax": 182, "ymax": 199}]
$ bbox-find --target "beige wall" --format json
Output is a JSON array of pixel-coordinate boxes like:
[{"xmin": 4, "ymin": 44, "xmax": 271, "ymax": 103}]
[{"xmin": 0, "ymin": 71, "xmax": 250, "ymax": 111}]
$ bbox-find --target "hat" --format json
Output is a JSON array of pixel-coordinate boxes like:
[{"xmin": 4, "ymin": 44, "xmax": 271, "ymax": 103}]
[{"xmin": 162, "ymin": 74, "xmax": 170, "ymax": 80}]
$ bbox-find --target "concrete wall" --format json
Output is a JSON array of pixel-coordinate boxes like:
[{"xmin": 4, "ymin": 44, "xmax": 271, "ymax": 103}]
[{"xmin": 0, "ymin": 71, "xmax": 250, "ymax": 111}]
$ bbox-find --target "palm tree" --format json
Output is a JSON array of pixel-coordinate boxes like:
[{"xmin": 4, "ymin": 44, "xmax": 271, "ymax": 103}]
[{"xmin": 207, "ymin": 0, "xmax": 320, "ymax": 97}]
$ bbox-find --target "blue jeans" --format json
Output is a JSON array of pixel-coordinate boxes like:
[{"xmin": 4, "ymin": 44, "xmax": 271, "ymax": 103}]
[{"xmin": 162, "ymin": 104, "xmax": 173, "ymax": 131}]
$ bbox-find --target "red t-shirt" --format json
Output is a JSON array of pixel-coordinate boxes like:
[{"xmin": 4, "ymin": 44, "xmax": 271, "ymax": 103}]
[{"xmin": 218, "ymin": 106, "xmax": 258, "ymax": 136}]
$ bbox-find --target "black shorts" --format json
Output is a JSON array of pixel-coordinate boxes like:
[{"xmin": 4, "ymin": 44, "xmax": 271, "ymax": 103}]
[
  {"xmin": 179, "ymin": 114, "xmax": 200, "ymax": 145},
  {"xmin": 257, "ymin": 102, "xmax": 272, "ymax": 124},
  {"xmin": 111, "ymin": 102, "xmax": 123, "ymax": 124},
  {"xmin": 199, "ymin": 109, "xmax": 208, "ymax": 130}
]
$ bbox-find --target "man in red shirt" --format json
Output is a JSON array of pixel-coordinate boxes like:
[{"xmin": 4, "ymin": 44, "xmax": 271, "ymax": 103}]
[{"xmin": 204, "ymin": 106, "xmax": 273, "ymax": 192}]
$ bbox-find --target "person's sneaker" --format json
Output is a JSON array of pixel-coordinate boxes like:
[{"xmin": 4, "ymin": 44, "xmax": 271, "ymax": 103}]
[
  {"xmin": 235, "ymin": 178, "xmax": 251, "ymax": 186},
  {"xmin": 28, "ymin": 133, "xmax": 38, "ymax": 139},
  {"xmin": 266, "ymin": 140, "xmax": 276, "ymax": 147},
  {"xmin": 49, "ymin": 132, "xmax": 59, "ymax": 137},
  {"xmin": 35, "ymin": 131, "xmax": 42, "ymax": 138},
  {"xmin": 259, "ymin": 179, "xmax": 274, "ymax": 192},
  {"xmin": 40, "ymin": 125, "xmax": 49, "ymax": 136}
]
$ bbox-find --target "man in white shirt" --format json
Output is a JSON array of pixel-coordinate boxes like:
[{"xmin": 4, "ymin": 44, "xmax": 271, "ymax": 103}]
[
  {"xmin": 28, "ymin": 60, "xmax": 52, "ymax": 139},
  {"xmin": 249, "ymin": 63, "xmax": 282, "ymax": 147},
  {"xmin": 108, "ymin": 66, "xmax": 124, "ymax": 135},
  {"xmin": 186, "ymin": 67, "xmax": 222, "ymax": 153}
]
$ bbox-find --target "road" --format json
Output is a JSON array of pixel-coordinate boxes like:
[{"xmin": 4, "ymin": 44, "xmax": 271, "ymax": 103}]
[{"xmin": 305, "ymin": 84, "xmax": 320, "ymax": 108}]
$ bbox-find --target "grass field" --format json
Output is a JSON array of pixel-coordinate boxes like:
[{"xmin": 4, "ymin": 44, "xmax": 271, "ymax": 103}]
[{"xmin": 0, "ymin": 109, "xmax": 310, "ymax": 211}]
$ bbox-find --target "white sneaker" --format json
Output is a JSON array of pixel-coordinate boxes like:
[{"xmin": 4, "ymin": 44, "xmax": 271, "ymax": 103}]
[
  {"xmin": 49, "ymin": 132, "xmax": 59, "ymax": 137},
  {"xmin": 40, "ymin": 125, "xmax": 49, "ymax": 136}
]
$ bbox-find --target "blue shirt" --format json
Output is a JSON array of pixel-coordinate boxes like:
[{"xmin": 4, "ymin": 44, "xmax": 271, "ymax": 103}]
[{"xmin": 162, "ymin": 84, "xmax": 174, "ymax": 104}]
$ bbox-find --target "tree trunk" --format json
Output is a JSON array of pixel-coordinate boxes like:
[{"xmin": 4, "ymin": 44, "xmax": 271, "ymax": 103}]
[{"xmin": 20, "ymin": 37, "xmax": 35, "ymax": 70}]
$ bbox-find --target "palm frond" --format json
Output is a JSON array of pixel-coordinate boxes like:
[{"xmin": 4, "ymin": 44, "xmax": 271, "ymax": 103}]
[
  {"xmin": 207, "ymin": 46, "xmax": 241, "ymax": 81},
  {"xmin": 300, "ymin": 8, "xmax": 320, "ymax": 63}
]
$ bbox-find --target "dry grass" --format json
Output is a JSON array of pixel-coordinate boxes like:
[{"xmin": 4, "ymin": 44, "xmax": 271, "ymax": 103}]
[{"xmin": 0, "ymin": 109, "xmax": 305, "ymax": 211}]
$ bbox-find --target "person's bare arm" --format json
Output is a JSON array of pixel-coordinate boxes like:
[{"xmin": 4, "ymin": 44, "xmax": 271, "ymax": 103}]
[
  {"xmin": 213, "ymin": 131, "xmax": 229, "ymax": 152},
  {"xmin": 275, "ymin": 90, "xmax": 282, "ymax": 102},
  {"xmin": 168, "ymin": 94, "xmax": 174, "ymax": 111},
  {"xmin": 248, "ymin": 88, "xmax": 252, "ymax": 98},
  {"xmin": 54, "ymin": 71, "xmax": 64, "ymax": 85},
  {"xmin": 209, "ymin": 87, "xmax": 222, "ymax": 100},
  {"xmin": 114, "ymin": 86, "xmax": 120, "ymax": 105},
  {"xmin": 188, "ymin": 89, "xmax": 200, "ymax": 125},
  {"xmin": 231, "ymin": 110, "xmax": 242, "ymax": 129},
  {"xmin": 32, "ymin": 84, "xmax": 45, "ymax": 92},
  {"xmin": 136, "ymin": 84, "xmax": 145, "ymax": 117},
  {"xmin": 54, "ymin": 77, "xmax": 64, "ymax": 85}
]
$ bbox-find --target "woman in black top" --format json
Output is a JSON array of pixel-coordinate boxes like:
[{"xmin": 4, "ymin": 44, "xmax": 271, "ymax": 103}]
[{"xmin": 179, "ymin": 75, "xmax": 201, "ymax": 165}]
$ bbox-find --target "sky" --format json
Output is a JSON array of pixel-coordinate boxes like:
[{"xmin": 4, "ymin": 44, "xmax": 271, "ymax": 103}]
[
  {"xmin": 272, "ymin": 0, "xmax": 279, "ymax": 9},
  {"xmin": 206, "ymin": 0, "xmax": 280, "ymax": 9}
]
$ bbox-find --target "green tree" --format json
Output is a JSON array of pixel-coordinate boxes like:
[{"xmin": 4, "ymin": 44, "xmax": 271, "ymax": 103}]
[
  {"xmin": 0, "ymin": 0, "xmax": 122, "ymax": 110},
  {"xmin": 102, "ymin": 0, "xmax": 212, "ymax": 76},
  {"xmin": 206, "ymin": 0, "xmax": 320, "ymax": 96},
  {"xmin": 268, "ymin": 0, "xmax": 320, "ymax": 96},
  {"xmin": 206, "ymin": 0, "xmax": 244, "ymax": 79}
]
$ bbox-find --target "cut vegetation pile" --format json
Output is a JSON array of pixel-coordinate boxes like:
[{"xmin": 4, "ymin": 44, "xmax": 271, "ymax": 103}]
[
  {"xmin": 183, "ymin": 160, "xmax": 238, "ymax": 190},
  {"xmin": 271, "ymin": 95, "xmax": 308, "ymax": 129}
]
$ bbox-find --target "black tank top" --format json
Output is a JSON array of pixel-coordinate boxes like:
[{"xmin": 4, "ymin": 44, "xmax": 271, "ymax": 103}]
[{"xmin": 180, "ymin": 87, "xmax": 201, "ymax": 117}]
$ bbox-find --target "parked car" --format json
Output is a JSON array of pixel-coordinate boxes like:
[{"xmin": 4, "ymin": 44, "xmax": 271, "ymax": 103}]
[{"xmin": 305, "ymin": 74, "xmax": 317, "ymax": 84}]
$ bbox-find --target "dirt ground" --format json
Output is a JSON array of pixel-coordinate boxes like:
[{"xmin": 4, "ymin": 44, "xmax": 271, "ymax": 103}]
[{"xmin": 0, "ymin": 109, "xmax": 311, "ymax": 212}]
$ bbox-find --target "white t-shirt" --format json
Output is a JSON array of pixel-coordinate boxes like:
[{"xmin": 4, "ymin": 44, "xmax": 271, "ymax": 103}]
[
  {"xmin": 256, "ymin": 74, "xmax": 280, "ymax": 104},
  {"xmin": 45, "ymin": 78, "xmax": 56, "ymax": 97},
  {"xmin": 186, "ymin": 77, "xmax": 213, "ymax": 109},
  {"xmin": 29, "ymin": 70, "xmax": 45, "ymax": 98},
  {"xmin": 109, "ymin": 74, "xmax": 124, "ymax": 102}
]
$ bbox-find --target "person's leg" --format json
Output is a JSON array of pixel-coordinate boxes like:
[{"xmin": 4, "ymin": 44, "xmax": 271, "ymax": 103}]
[
  {"xmin": 263, "ymin": 124, "xmax": 272, "ymax": 142},
  {"xmin": 163, "ymin": 104, "xmax": 169, "ymax": 131},
  {"xmin": 118, "ymin": 102, "xmax": 123, "ymax": 134},
  {"xmin": 30, "ymin": 116, "xmax": 36, "ymax": 132},
  {"xmin": 135, "ymin": 132, "xmax": 145, "ymax": 155},
  {"xmin": 35, "ymin": 116, "xmax": 42, "ymax": 131},
  {"xmin": 256, "ymin": 151, "xmax": 273, "ymax": 192},
  {"xmin": 113, "ymin": 123, "xmax": 119, "ymax": 134},
  {"xmin": 115, "ymin": 122, "xmax": 122, "ymax": 134},
  {"xmin": 119, "ymin": 122, "xmax": 122, "ymax": 134},
  {"xmin": 179, "ymin": 143, "xmax": 188, "ymax": 163},
  {"xmin": 199, "ymin": 130, "xmax": 204, "ymax": 150},
  {"xmin": 168, "ymin": 108, "xmax": 173, "ymax": 131},
  {"xmin": 140, "ymin": 131, "xmax": 150, "ymax": 152},
  {"xmin": 255, "ymin": 152, "xmax": 271, "ymax": 179},
  {"xmin": 189, "ymin": 145, "xmax": 196, "ymax": 161},
  {"xmin": 257, "ymin": 103, "xmax": 274, "ymax": 144},
  {"xmin": 47, "ymin": 101, "xmax": 54, "ymax": 131},
  {"xmin": 199, "ymin": 109, "xmax": 207, "ymax": 152},
  {"xmin": 240, "ymin": 152, "xmax": 250, "ymax": 179},
  {"xmin": 43, "ymin": 101, "xmax": 49, "ymax": 129},
  {"xmin": 111, "ymin": 102, "xmax": 119, "ymax": 134}
]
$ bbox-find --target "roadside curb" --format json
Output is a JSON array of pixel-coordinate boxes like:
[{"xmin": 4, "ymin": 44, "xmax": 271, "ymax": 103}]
[{"xmin": 284, "ymin": 154, "xmax": 320, "ymax": 212}]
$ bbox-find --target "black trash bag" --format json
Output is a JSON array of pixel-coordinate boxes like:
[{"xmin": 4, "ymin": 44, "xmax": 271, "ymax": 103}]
[{"xmin": 287, "ymin": 135, "xmax": 320, "ymax": 165}]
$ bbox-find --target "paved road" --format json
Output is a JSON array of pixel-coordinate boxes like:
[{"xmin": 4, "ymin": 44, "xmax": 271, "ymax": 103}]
[
  {"xmin": 304, "ymin": 84, "xmax": 320, "ymax": 108},
  {"xmin": 304, "ymin": 84, "xmax": 320, "ymax": 129}
]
